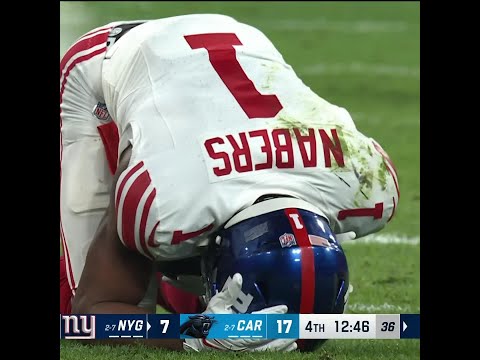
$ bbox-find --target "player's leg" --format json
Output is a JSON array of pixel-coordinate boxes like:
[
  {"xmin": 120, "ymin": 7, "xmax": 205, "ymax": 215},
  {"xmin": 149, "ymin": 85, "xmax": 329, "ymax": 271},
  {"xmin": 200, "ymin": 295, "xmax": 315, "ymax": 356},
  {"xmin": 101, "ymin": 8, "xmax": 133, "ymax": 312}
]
[
  {"xmin": 60, "ymin": 134, "xmax": 113, "ymax": 311},
  {"xmin": 60, "ymin": 23, "xmax": 159, "ymax": 314},
  {"xmin": 155, "ymin": 273, "xmax": 205, "ymax": 314},
  {"xmin": 60, "ymin": 255, "xmax": 73, "ymax": 314},
  {"xmin": 60, "ymin": 25, "xmax": 115, "ymax": 313}
]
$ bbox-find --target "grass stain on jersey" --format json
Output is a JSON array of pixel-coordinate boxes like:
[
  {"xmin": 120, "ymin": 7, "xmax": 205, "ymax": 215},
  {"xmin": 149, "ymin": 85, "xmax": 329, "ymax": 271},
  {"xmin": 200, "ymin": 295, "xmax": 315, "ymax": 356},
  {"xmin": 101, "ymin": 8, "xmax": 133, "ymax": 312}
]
[
  {"xmin": 271, "ymin": 92, "xmax": 391, "ymax": 206},
  {"xmin": 260, "ymin": 61, "xmax": 280, "ymax": 91},
  {"xmin": 377, "ymin": 162, "xmax": 389, "ymax": 191},
  {"xmin": 274, "ymin": 88, "xmax": 341, "ymax": 136},
  {"xmin": 332, "ymin": 127, "xmax": 351, "ymax": 169},
  {"xmin": 341, "ymin": 131, "xmax": 390, "ymax": 205},
  {"xmin": 275, "ymin": 113, "xmax": 312, "ymax": 136}
]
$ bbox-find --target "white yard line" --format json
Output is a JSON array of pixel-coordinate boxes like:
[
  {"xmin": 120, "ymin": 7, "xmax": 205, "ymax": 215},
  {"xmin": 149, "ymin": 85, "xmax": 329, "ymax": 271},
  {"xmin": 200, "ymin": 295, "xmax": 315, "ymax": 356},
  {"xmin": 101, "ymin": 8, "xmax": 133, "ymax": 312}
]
[
  {"xmin": 347, "ymin": 303, "xmax": 418, "ymax": 313},
  {"xmin": 261, "ymin": 19, "xmax": 411, "ymax": 33},
  {"xmin": 301, "ymin": 62, "xmax": 419, "ymax": 78},
  {"xmin": 342, "ymin": 233, "xmax": 420, "ymax": 245}
]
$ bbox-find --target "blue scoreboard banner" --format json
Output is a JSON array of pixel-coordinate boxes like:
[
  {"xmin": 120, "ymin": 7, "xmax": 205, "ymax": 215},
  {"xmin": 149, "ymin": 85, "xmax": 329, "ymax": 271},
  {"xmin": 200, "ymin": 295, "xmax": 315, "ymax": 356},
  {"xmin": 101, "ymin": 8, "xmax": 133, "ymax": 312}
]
[
  {"xmin": 60, "ymin": 313, "xmax": 419, "ymax": 340},
  {"xmin": 179, "ymin": 313, "xmax": 299, "ymax": 339}
]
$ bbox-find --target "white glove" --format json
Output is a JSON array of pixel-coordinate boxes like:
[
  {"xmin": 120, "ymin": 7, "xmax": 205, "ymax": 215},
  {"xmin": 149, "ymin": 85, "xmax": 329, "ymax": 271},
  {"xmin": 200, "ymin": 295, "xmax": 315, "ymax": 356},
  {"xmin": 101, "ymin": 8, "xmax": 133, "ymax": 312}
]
[
  {"xmin": 344, "ymin": 283, "xmax": 354, "ymax": 307},
  {"xmin": 335, "ymin": 231, "xmax": 357, "ymax": 243},
  {"xmin": 161, "ymin": 274, "xmax": 205, "ymax": 296},
  {"xmin": 183, "ymin": 273, "xmax": 298, "ymax": 352}
]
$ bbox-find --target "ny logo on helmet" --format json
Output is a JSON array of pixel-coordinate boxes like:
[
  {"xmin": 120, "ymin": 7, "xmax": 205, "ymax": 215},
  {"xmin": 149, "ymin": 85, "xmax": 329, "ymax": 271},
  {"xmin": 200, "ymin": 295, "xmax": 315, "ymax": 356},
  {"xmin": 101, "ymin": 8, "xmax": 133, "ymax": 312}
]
[{"xmin": 279, "ymin": 233, "xmax": 297, "ymax": 248}]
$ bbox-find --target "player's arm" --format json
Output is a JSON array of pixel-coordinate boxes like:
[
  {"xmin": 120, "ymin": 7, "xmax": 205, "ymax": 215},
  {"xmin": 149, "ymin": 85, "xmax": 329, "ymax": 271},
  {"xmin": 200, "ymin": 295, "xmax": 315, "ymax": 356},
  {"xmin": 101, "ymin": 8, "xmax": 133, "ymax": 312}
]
[
  {"xmin": 71, "ymin": 145, "xmax": 297, "ymax": 352},
  {"xmin": 70, "ymin": 145, "xmax": 184, "ymax": 350}
]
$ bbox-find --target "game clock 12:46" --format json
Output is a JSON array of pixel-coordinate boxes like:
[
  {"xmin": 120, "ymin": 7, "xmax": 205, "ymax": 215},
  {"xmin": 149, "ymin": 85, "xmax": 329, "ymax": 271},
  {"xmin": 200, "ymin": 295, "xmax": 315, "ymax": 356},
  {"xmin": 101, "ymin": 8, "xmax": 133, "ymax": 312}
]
[{"xmin": 334, "ymin": 320, "xmax": 370, "ymax": 332}]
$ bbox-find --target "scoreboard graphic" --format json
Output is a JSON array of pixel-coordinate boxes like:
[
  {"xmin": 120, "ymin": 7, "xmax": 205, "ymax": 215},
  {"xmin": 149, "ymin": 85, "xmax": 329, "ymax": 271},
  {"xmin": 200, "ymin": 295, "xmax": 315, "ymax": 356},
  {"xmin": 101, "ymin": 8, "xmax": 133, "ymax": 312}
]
[{"xmin": 60, "ymin": 314, "xmax": 420, "ymax": 340}]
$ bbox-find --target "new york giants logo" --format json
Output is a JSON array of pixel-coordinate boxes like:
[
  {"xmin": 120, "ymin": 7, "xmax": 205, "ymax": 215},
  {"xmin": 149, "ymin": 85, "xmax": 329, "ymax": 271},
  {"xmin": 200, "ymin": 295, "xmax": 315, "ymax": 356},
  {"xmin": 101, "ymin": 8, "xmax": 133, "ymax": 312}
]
[{"xmin": 61, "ymin": 315, "xmax": 96, "ymax": 339}]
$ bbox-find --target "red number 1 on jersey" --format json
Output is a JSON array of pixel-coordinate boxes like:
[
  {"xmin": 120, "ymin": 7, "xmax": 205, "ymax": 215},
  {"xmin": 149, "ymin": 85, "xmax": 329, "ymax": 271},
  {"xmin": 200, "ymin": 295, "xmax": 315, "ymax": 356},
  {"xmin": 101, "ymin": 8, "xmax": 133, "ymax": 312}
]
[{"xmin": 185, "ymin": 33, "xmax": 283, "ymax": 119}]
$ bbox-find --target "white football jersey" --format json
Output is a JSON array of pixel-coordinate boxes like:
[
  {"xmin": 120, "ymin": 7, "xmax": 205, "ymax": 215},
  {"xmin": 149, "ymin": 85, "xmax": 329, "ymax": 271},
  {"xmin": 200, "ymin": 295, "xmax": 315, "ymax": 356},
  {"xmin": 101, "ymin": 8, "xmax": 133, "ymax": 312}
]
[{"xmin": 97, "ymin": 14, "xmax": 399, "ymax": 261}]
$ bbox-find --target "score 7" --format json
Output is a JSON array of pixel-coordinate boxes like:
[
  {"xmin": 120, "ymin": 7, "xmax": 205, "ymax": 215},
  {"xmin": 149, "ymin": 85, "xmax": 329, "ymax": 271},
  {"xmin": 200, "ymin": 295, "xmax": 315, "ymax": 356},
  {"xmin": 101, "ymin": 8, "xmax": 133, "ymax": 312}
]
[{"xmin": 160, "ymin": 319, "xmax": 169, "ymax": 334}]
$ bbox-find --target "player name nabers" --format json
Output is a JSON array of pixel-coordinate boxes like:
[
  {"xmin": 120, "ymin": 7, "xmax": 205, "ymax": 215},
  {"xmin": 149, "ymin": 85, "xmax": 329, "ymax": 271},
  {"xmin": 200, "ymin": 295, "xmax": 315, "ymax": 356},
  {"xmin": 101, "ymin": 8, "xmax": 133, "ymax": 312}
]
[{"xmin": 203, "ymin": 127, "xmax": 346, "ymax": 176}]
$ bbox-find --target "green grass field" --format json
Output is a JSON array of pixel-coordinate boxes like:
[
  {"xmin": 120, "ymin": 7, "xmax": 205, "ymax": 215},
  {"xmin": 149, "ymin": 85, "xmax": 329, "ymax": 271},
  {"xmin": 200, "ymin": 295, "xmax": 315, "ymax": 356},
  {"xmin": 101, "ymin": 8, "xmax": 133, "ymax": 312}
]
[{"xmin": 60, "ymin": 1, "xmax": 420, "ymax": 359}]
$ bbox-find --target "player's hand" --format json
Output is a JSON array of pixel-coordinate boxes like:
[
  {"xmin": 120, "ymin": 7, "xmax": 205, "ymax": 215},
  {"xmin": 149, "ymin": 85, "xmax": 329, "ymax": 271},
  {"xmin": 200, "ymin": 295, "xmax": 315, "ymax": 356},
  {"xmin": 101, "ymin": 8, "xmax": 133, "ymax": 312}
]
[{"xmin": 183, "ymin": 273, "xmax": 298, "ymax": 352}]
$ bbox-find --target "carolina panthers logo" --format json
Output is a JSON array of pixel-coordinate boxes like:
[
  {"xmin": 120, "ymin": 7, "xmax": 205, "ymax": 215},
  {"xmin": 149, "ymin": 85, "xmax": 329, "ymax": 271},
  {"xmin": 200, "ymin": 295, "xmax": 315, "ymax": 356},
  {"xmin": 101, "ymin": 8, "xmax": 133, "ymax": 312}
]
[{"xmin": 179, "ymin": 314, "xmax": 216, "ymax": 338}]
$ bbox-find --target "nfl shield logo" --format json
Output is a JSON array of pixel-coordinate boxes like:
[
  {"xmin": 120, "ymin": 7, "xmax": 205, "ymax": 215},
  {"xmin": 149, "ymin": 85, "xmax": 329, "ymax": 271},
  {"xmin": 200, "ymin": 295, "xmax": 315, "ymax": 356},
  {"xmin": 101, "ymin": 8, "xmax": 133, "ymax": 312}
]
[
  {"xmin": 279, "ymin": 233, "xmax": 297, "ymax": 248},
  {"xmin": 92, "ymin": 102, "xmax": 112, "ymax": 122}
]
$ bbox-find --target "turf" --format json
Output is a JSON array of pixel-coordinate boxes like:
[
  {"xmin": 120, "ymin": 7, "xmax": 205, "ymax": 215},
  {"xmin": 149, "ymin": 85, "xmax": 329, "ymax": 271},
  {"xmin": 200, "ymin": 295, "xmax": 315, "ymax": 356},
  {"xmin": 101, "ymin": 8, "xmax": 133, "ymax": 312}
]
[{"xmin": 60, "ymin": 1, "xmax": 420, "ymax": 359}]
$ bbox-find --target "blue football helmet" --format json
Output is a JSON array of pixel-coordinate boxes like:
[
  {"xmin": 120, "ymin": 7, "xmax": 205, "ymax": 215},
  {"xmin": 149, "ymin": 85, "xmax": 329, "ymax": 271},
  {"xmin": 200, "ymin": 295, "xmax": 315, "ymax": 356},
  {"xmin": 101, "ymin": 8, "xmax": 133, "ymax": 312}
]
[{"xmin": 201, "ymin": 196, "xmax": 350, "ymax": 352}]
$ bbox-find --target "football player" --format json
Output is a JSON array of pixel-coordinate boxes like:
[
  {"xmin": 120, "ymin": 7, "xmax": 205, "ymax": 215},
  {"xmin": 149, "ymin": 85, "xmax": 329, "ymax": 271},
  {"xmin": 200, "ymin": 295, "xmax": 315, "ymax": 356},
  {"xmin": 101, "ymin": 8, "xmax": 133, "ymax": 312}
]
[{"xmin": 60, "ymin": 14, "xmax": 399, "ymax": 352}]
